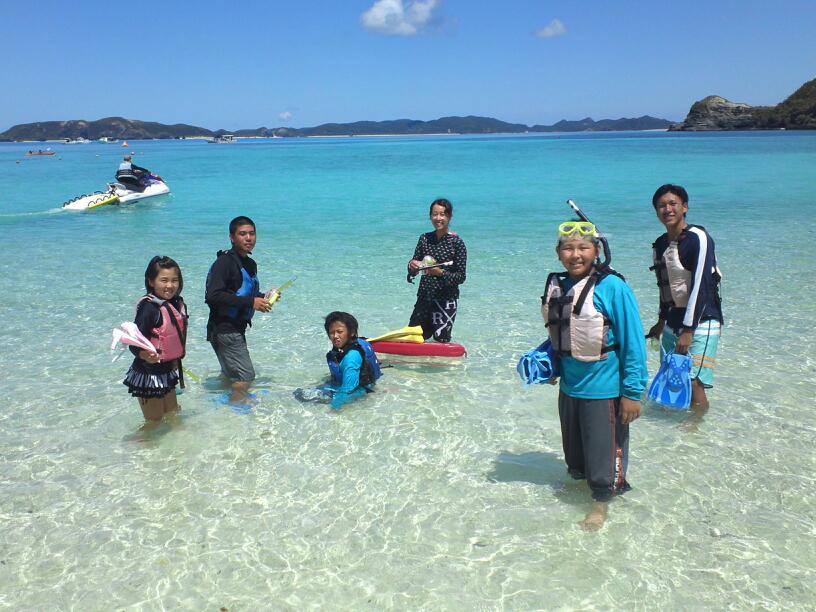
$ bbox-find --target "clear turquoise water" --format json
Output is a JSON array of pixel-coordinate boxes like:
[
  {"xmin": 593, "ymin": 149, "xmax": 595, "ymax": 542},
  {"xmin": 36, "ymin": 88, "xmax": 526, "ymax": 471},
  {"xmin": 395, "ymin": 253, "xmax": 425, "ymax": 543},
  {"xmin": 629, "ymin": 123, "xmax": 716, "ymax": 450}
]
[{"xmin": 1, "ymin": 132, "xmax": 815, "ymax": 609}]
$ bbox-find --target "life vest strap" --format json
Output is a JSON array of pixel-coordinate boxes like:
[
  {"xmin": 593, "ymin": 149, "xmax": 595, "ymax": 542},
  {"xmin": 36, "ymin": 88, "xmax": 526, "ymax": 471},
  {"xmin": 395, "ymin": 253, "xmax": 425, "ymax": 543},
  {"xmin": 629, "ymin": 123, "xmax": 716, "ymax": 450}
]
[{"xmin": 572, "ymin": 275, "xmax": 598, "ymax": 315}]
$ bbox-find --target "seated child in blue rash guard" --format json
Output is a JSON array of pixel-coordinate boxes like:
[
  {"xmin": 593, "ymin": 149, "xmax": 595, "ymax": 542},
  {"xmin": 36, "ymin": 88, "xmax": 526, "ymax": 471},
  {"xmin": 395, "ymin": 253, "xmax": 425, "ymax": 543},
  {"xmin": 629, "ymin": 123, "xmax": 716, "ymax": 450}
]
[
  {"xmin": 294, "ymin": 312, "xmax": 381, "ymax": 409},
  {"xmin": 541, "ymin": 220, "xmax": 648, "ymax": 531}
]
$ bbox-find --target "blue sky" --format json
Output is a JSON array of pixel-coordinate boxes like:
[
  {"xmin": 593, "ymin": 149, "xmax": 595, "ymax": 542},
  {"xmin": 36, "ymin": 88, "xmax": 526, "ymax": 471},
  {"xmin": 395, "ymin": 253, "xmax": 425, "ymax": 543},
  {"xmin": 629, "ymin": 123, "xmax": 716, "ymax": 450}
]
[{"xmin": 2, "ymin": 0, "xmax": 814, "ymax": 130}]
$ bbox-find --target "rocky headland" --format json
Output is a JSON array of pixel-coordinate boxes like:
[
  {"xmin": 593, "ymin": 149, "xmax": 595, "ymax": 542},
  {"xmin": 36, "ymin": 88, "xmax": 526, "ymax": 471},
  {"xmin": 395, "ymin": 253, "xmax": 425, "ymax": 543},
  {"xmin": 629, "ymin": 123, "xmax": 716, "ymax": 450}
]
[
  {"xmin": 670, "ymin": 77, "xmax": 816, "ymax": 131},
  {"xmin": 669, "ymin": 96, "xmax": 758, "ymax": 131}
]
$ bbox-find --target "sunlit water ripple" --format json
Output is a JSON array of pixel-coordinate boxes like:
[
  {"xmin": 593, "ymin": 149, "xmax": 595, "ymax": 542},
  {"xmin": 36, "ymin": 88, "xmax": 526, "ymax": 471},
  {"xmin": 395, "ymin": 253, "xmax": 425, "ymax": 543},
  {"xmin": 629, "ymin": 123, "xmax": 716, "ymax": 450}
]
[{"xmin": 1, "ymin": 132, "xmax": 815, "ymax": 609}]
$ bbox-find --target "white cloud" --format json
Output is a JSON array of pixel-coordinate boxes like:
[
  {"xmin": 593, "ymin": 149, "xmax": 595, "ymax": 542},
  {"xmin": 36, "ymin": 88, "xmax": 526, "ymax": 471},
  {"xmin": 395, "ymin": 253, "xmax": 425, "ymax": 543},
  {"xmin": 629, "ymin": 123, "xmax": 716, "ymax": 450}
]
[
  {"xmin": 536, "ymin": 18, "xmax": 566, "ymax": 39},
  {"xmin": 278, "ymin": 111, "xmax": 292, "ymax": 121},
  {"xmin": 361, "ymin": 0, "xmax": 438, "ymax": 36}
]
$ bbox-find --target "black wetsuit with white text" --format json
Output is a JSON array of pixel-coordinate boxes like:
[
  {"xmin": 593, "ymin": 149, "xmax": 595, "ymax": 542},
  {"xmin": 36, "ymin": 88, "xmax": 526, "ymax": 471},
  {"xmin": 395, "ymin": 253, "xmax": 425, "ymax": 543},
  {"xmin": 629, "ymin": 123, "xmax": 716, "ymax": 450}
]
[{"xmin": 407, "ymin": 231, "xmax": 467, "ymax": 342}]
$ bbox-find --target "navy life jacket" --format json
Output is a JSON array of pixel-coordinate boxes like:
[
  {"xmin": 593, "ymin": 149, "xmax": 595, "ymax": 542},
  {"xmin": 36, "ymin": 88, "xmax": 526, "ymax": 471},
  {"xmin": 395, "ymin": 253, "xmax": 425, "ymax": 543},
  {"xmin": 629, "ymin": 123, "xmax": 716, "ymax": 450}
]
[
  {"xmin": 205, "ymin": 251, "xmax": 259, "ymax": 321},
  {"xmin": 326, "ymin": 338, "xmax": 382, "ymax": 388}
]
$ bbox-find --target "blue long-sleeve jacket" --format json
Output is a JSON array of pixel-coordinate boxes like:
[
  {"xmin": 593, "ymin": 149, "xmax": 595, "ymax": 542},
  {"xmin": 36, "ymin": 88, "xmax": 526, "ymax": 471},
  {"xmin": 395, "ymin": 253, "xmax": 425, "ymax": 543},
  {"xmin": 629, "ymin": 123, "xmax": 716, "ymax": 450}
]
[
  {"xmin": 327, "ymin": 349, "xmax": 369, "ymax": 410},
  {"xmin": 557, "ymin": 274, "xmax": 648, "ymax": 401}
]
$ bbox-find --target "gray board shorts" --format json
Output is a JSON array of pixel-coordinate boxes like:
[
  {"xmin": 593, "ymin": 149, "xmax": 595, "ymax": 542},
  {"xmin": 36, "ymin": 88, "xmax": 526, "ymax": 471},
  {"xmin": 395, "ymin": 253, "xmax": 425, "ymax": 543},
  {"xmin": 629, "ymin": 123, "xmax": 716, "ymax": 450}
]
[{"xmin": 210, "ymin": 332, "xmax": 256, "ymax": 382}]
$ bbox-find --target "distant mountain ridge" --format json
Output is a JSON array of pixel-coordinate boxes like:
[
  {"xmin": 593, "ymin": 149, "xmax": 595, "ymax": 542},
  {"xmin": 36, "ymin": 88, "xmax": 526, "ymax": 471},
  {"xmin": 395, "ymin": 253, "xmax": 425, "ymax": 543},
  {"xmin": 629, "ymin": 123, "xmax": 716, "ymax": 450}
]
[
  {"xmin": 670, "ymin": 77, "xmax": 816, "ymax": 131},
  {"xmin": 0, "ymin": 114, "xmax": 673, "ymax": 141},
  {"xmin": 0, "ymin": 117, "xmax": 212, "ymax": 141}
]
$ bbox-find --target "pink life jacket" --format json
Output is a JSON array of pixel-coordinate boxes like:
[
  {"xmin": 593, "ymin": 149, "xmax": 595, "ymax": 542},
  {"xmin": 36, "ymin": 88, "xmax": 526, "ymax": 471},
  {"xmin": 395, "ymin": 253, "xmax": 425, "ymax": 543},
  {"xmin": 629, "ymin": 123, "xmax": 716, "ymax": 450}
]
[{"xmin": 137, "ymin": 295, "xmax": 188, "ymax": 361}]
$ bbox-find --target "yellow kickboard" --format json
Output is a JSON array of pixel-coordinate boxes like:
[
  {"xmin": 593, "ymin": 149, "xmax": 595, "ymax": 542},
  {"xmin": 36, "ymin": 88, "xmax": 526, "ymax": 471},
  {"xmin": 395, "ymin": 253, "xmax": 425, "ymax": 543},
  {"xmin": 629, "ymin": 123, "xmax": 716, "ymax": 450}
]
[
  {"xmin": 368, "ymin": 326, "xmax": 424, "ymax": 343},
  {"xmin": 87, "ymin": 194, "xmax": 120, "ymax": 209}
]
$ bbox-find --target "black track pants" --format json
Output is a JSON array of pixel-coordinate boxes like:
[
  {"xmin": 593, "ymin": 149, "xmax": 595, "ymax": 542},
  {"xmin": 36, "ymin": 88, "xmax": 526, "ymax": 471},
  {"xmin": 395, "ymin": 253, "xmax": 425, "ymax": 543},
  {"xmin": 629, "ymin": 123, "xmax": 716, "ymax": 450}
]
[{"xmin": 558, "ymin": 391, "xmax": 631, "ymax": 502}]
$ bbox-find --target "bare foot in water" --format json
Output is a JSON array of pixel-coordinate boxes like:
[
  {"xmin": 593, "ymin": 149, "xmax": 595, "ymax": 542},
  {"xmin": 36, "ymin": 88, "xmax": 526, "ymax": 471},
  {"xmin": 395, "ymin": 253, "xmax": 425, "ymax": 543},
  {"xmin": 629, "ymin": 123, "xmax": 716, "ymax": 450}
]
[
  {"xmin": 579, "ymin": 502, "xmax": 608, "ymax": 532},
  {"xmin": 680, "ymin": 401, "xmax": 709, "ymax": 433},
  {"xmin": 229, "ymin": 380, "xmax": 252, "ymax": 404}
]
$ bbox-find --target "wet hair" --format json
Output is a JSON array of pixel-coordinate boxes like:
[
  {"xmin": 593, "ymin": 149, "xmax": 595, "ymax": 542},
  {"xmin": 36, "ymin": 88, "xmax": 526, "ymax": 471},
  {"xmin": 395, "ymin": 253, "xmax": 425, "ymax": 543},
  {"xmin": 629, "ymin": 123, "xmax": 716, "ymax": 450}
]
[
  {"xmin": 144, "ymin": 256, "xmax": 183, "ymax": 295},
  {"xmin": 123, "ymin": 155, "xmax": 132, "ymax": 161},
  {"xmin": 429, "ymin": 198, "xmax": 453, "ymax": 217},
  {"xmin": 652, "ymin": 184, "xmax": 689, "ymax": 208},
  {"xmin": 323, "ymin": 311, "xmax": 359, "ymax": 338},
  {"xmin": 229, "ymin": 216, "xmax": 256, "ymax": 235}
]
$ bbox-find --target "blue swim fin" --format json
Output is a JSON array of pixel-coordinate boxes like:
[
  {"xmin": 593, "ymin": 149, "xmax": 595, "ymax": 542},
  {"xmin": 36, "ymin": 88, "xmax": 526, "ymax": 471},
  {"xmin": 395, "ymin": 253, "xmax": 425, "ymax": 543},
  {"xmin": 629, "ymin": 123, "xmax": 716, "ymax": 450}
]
[
  {"xmin": 212, "ymin": 392, "xmax": 259, "ymax": 414},
  {"xmin": 648, "ymin": 352, "xmax": 692, "ymax": 410},
  {"xmin": 517, "ymin": 339, "xmax": 559, "ymax": 386}
]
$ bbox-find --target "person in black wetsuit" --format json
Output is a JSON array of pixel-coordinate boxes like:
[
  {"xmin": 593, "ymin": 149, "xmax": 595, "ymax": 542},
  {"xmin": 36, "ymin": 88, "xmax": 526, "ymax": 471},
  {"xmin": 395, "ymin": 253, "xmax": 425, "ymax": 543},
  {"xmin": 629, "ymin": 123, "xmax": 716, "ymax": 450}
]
[
  {"xmin": 406, "ymin": 198, "xmax": 467, "ymax": 342},
  {"xmin": 115, "ymin": 155, "xmax": 150, "ymax": 192}
]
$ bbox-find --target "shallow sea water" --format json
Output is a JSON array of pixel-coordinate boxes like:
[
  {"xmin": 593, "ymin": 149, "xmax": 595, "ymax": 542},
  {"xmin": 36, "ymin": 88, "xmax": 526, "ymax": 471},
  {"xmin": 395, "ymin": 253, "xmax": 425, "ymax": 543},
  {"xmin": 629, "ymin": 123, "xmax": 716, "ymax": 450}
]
[{"xmin": 1, "ymin": 132, "xmax": 815, "ymax": 610}]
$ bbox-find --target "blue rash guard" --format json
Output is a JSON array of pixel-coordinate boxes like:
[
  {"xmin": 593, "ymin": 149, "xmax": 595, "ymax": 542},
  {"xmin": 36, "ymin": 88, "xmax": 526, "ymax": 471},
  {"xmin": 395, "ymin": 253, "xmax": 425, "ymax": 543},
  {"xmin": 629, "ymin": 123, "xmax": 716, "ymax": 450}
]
[
  {"xmin": 558, "ymin": 274, "xmax": 648, "ymax": 401},
  {"xmin": 327, "ymin": 349, "xmax": 370, "ymax": 410}
]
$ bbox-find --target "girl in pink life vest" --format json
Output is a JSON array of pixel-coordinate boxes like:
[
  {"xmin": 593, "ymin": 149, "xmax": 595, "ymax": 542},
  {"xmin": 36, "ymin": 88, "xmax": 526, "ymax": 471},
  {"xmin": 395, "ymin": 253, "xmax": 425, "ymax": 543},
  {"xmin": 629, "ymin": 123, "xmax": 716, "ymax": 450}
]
[{"xmin": 123, "ymin": 256, "xmax": 188, "ymax": 421}]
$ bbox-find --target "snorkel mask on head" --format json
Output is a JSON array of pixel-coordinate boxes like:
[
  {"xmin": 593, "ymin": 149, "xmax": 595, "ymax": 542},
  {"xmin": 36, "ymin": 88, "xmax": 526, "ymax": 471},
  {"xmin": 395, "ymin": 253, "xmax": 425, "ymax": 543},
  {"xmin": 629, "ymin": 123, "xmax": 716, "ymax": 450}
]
[
  {"xmin": 558, "ymin": 221, "xmax": 598, "ymax": 241},
  {"xmin": 557, "ymin": 199, "xmax": 617, "ymax": 276}
]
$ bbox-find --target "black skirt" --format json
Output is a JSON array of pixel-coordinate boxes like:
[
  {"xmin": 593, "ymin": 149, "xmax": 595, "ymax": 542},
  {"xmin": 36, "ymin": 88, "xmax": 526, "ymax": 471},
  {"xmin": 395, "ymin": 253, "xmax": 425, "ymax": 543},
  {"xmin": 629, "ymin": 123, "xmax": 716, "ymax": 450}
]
[{"xmin": 123, "ymin": 359, "xmax": 179, "ymax": 398}]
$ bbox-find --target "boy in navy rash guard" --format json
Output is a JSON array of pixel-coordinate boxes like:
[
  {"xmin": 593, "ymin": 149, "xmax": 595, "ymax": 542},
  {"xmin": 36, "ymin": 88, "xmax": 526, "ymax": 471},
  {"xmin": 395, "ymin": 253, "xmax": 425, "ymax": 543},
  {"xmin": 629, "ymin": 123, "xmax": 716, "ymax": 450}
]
[
  {"xmin": 542, "ymin": 220, "xmax": 648, "ymax": 531},
  {"xmin": 646, "ymin": 184, "xmax": 723, "ymax": 410}
]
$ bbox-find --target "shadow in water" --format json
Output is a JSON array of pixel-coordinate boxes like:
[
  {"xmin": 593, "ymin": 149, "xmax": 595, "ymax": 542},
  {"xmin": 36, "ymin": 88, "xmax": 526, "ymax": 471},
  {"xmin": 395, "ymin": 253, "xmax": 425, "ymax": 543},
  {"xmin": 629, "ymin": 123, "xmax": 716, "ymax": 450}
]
[
  {"xmin": 378, "ymin": 358, "xmax": 466, "ymax": 372},
  {"xmin": 487, "ymin": 450, "xmax": 565, "ymax": 486},
  {"xmin": 487, "ymin": 451, "xmax": 590, "ymax": 506}
]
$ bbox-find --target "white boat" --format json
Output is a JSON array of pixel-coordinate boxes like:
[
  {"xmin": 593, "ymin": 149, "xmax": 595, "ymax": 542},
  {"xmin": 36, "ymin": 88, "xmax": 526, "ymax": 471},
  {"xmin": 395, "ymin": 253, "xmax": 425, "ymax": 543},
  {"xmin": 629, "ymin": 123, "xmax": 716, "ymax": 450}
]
[
  {"xmin": 62, "ymin": 176, "xmax": 170, "ymax": 211},
  {"xmin": 98, "ymin": 137, "xmax": 119, "ymax": 143},
  {"xmin": 63, "ymin": 137, "xmax": 91, "ymax": 144}
]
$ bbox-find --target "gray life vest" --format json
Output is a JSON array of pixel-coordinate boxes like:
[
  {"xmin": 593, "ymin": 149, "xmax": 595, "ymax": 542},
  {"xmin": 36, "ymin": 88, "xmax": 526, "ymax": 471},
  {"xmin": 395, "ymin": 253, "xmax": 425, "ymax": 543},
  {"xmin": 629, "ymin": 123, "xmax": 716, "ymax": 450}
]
[
  {"xmin": 116, "ymin": 161, "xmax": 138, "ymax": 181},
  {"xmin": 651, "ymin": 241, "xmax": 692, "ymax": 309},
  {"xmin": 540, "ymin": 272, "xmax": 617, "ymax": 362}
]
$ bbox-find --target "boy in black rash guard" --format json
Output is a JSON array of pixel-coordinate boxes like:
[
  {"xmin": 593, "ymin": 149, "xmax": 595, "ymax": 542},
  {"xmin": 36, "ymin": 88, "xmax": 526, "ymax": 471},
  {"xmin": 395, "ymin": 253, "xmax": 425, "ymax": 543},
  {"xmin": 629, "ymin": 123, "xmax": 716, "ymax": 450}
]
[
  {"xmin": 406, "ymin": 198, "xmax": 467, "ymax": 342},
  {"xmin": 646, "ymin": 184, "xmax": 723, "ymax": 409},
  {"xmin": 205, "ymin": 216, "xmax": 273, "ymax": 404}
]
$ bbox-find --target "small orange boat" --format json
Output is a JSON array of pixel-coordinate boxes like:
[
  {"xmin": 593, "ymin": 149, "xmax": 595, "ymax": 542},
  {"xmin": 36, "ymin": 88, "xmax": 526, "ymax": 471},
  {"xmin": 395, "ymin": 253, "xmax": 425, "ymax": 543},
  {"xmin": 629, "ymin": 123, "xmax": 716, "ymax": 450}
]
[{"xmin": 121, "ymin": 141, "xmax": 129, "ymax": 147}]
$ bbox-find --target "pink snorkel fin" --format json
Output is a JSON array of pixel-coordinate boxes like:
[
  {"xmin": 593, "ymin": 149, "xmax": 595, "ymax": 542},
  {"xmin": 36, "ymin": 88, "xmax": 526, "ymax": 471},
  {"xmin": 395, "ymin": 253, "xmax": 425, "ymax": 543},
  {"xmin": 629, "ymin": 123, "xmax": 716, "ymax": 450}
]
[{"xmin": 111, "ymin": 322, "xmax": 157, "ymax": 361}]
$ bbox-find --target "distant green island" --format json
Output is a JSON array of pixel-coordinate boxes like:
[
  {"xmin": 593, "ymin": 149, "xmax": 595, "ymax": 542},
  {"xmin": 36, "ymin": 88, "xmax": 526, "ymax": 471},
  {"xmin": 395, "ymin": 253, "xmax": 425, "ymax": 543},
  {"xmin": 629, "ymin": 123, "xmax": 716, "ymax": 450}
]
[
  {"xmin": 4, "ymin": 75, "xmax": 813, "ymax": 141},
  {"xmin": 0, "ymin": 115, "xmax": 673, "ymax": 142},
  {"xmin": 670, "ymin": 77, "xmax": 816, "ymax": 131}
]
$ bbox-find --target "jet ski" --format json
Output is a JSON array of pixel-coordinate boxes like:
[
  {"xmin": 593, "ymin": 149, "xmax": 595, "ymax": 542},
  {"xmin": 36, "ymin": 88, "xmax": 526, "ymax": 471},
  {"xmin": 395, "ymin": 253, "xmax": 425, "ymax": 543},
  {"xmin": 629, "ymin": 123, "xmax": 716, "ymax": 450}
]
[{"xmin": 62, "ymin": 175, "xmax": 170, "ymax": 210}]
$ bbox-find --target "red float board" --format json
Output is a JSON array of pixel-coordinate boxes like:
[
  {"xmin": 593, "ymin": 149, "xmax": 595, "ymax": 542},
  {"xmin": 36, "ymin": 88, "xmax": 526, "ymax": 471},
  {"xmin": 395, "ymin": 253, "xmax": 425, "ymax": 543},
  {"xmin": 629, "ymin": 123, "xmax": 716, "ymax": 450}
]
[{"xmin": 370, "ymin": 340, "xmax": 466, "ymax": 357}]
